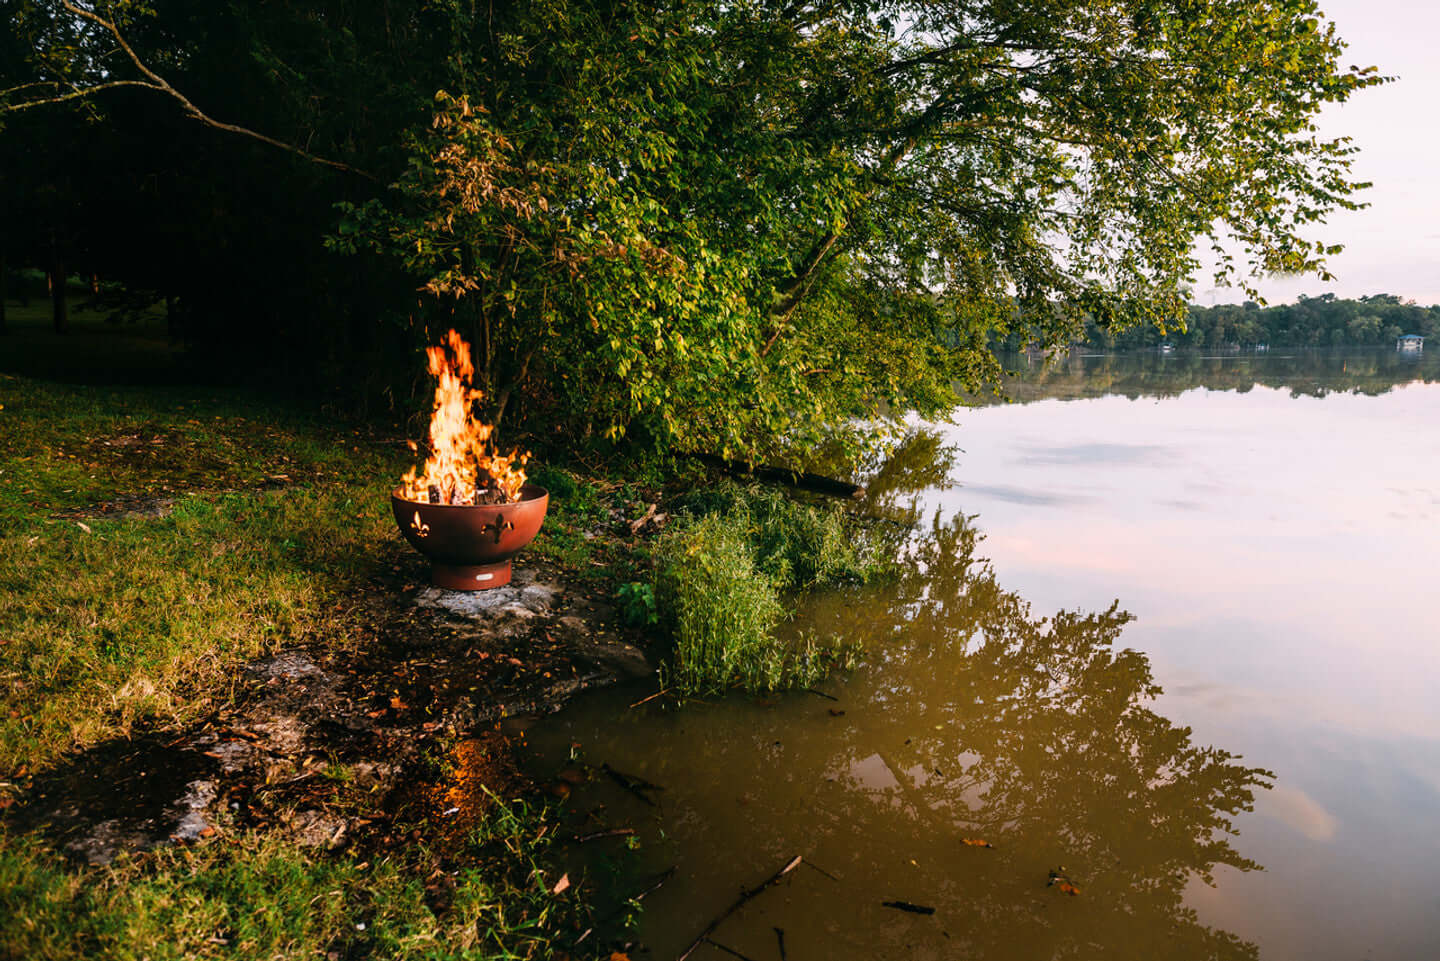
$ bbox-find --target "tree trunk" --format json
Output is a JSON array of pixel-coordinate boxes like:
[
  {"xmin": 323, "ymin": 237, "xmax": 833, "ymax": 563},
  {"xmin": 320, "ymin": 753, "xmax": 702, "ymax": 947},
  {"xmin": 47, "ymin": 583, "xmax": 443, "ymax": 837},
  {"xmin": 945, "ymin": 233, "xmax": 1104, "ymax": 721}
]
[{"xmin": 50, "ymin": 254, "xmax": 69, "ymax": 334}]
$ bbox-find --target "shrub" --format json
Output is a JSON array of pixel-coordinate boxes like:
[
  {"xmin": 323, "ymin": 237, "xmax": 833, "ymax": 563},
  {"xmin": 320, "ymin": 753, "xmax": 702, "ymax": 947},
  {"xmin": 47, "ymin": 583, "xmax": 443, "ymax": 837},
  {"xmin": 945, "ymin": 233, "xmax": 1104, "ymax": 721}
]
[
  {"xmin": 653, "ymin": 506, "xmax": 869, "ymax": 697},
  {"xmin": 677, "ymin": 482, "xmax": 889, "ymax": 589},
  {"xmin": 614, "ymin": 581, "xmax": 658, "ymax": 628},
  {"xmin": 526, "ymin": 464, "xmax": 578, "ymax": 500}
]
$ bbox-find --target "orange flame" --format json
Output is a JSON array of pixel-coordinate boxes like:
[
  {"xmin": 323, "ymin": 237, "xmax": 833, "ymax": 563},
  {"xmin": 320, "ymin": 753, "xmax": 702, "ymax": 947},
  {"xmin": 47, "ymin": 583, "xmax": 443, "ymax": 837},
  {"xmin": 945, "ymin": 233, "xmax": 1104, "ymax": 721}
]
[{"xmin": 397, "ymin": 329, "xmax": 529, "ymax": 504}]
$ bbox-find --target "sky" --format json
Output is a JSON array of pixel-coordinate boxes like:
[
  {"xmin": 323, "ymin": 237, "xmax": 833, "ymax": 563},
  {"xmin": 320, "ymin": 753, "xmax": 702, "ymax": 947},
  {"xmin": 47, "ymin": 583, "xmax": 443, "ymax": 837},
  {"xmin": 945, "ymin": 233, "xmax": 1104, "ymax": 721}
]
[{"xmin": 1194, "ymin": 1, "xmax": 1440, "ymax": 307}]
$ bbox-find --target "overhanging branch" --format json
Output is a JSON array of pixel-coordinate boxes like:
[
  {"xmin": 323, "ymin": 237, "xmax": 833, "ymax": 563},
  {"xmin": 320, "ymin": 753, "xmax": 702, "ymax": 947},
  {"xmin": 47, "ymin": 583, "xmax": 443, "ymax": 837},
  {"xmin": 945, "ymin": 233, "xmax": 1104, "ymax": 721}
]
[{"xmin": 3, "ymin": 2, "xmax": 377, "ymax": 181}]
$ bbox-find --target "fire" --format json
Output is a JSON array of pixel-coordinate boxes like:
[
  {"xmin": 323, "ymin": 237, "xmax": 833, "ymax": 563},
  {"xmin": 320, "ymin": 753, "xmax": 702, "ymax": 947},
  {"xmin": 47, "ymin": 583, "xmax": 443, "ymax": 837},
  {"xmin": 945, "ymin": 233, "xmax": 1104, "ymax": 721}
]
[{"xmin": 397, "ymin": 329, "xmax": 529, "ymax": 504}]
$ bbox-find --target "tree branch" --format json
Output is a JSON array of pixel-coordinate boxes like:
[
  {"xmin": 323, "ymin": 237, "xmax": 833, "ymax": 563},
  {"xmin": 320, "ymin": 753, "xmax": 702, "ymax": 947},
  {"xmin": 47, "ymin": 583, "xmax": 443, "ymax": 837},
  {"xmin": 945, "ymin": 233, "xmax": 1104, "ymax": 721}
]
[
  {"xmin": 760, "ymin": 120, "xmax": 936, "ymax": 356},
  {"xmin": 0, "ymin": 79, "xmax": 158, "ymax": 111},
  {"xmin": 30, "ymin": 1, "xmax": 376, "ymax": 180}
]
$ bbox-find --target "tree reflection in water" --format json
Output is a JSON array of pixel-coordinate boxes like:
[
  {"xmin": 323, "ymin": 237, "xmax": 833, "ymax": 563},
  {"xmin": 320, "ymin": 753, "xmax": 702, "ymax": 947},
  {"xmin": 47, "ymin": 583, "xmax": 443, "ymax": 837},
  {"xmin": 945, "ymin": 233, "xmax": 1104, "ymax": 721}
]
[
  {"xmin": 790, "ymin": 508, "xmax": 1272, "ymax": 958},
  {"xmin": 530, "ymin": 462, "xmax": 1273, "ymax": 959}
]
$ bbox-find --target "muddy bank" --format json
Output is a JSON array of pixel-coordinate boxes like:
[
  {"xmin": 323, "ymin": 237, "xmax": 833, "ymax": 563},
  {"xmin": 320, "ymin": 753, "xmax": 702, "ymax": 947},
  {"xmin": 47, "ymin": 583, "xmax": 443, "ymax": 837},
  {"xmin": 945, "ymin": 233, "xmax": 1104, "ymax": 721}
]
[{"xmin": 5, "ymin": 564, "xmax": 654, "ymax": 866}]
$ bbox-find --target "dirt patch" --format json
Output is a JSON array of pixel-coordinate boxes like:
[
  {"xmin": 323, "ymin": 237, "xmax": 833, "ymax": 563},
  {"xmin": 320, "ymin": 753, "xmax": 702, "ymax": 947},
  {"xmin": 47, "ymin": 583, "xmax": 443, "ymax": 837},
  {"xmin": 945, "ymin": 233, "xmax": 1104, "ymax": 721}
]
[
  {"xmin": 2, "ymin": 562, "xmax": 655, "ymax": 865},
  {"xmin": 54, "ymin": 493, "xmax": 177, "ymax": 521},
  {"xmin": 411, "ymin": 731, "xmax": 532, "ymax": 842},
  {"xmin": 80, "ymin": 424, "xmax": 234, "ymax": 480}
]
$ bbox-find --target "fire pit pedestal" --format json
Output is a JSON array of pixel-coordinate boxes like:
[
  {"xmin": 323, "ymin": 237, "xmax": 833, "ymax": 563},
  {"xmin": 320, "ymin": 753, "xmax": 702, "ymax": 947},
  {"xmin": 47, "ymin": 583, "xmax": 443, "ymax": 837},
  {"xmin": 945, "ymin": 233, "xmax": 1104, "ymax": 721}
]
[{"xmin": 391, "ymin": 485, "xmax": 549, "ymax": 591}]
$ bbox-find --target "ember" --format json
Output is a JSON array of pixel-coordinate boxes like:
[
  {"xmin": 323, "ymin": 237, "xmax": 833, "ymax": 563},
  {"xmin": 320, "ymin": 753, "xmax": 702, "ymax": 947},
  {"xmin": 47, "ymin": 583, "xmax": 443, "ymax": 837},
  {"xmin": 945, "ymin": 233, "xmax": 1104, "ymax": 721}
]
[{"xmin": 397, "ymin": 329, "xmax": 528, "ymax": 505}]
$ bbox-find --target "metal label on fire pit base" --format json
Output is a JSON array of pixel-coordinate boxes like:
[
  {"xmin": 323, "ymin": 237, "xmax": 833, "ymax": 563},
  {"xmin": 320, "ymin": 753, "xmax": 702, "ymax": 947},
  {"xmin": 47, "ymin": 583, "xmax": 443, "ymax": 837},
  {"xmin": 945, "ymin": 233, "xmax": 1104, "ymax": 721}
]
[{"xmin": 432, "ymin": 560, "xmax": 514, "ymax": 591}]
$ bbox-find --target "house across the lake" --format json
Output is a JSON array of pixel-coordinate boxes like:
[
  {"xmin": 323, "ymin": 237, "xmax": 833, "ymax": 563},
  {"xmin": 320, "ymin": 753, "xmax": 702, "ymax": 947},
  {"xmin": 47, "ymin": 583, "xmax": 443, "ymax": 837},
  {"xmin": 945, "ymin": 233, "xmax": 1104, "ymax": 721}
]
[{"xmin": 1397, "ymin": 334, "xmax": 1424, "ymax": 351}]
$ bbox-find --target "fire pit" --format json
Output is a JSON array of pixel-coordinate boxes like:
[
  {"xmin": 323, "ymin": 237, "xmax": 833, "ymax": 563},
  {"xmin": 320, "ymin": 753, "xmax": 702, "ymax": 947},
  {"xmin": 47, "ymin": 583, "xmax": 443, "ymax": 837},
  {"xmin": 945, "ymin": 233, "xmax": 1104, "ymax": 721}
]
[
  {"xmin": 391, "ymin": 485, "xmax": 548, "ymax": 589},
  {"xmin": 392, "ymin": 329, "xmax": 547, "ymax": 591}
]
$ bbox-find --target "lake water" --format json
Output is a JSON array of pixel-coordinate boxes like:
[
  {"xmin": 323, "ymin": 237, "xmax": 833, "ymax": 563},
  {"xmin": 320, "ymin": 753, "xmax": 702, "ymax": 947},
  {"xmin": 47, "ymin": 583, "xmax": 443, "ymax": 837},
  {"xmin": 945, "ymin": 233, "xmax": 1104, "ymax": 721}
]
[{"xmin": 523, "ymin": 348, "xmax": 1440, "ymax": 960}]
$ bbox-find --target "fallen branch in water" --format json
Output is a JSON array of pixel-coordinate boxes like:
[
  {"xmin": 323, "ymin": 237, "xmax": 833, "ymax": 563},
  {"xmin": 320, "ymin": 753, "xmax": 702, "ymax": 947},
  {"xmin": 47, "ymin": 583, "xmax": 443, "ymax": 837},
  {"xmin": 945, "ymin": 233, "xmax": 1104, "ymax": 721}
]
[
  {"xmin": 690, "ymin": 454, "xmax": 865, "ymax": 499},
  {"xmin": 601, "ymin": 762, "xmax": 664, "ymax": 807},
  {"xmin": 774, "ymin": 926, "xmax": 788, "ymax": 960},
  {"xmin": 676, "ymin": 855, "xmax": 804, "ymax": 961},
  {"xmin": 802, "ymin": 859, "xmax": 840, "ymax": 882},
  {"xmin": 629, "ymin": 687, "xmax": 671, "ymax": 709},
  {"xmin": 881, "ymin": 900, "xmax": 935, "ymax": 915},
  {"xmin": 574, "ymin": 827, "xmax": 636, "ymax": 843},
  {"xmin": 703, "ymin": 939, "xmax": 762, "ymax": 961}
]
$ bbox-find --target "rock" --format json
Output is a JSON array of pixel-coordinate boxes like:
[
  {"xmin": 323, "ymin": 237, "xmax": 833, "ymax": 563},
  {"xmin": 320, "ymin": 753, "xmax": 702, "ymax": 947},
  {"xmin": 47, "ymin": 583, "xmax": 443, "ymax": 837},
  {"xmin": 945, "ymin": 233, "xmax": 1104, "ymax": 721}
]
[
  {"xmin": 574, "ymin": 638, "xmax": 651, "ymax": 679},
  {"xmin": 65, "ymin": 819, "xmax": 151, "ymax": 866},
  {"xmin": 413, "ymin": 573, "xmax": 559, "ymax": 620},
  {"xmin": 167, "ymin": 779, "xmax": 218, "ymax": 842},
  {"xmin": 244, "ymin": 652, "xmax": 323, "ymax": 681},
  {"xmin": 190, "ymin": 736, "xmax": 258, "ymax": 773}
]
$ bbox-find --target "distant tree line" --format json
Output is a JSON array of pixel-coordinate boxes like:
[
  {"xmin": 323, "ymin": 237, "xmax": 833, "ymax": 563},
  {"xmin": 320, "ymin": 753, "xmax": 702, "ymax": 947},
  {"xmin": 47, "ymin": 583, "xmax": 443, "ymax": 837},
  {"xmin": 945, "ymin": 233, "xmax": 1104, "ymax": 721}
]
[
  {"xmin": 981, "ymin": 349, "xmax": 1440, "ymax": 406},
  {"xmin": 1077, "ymin": 294, "xmax": 1439, "ymax": 350}
]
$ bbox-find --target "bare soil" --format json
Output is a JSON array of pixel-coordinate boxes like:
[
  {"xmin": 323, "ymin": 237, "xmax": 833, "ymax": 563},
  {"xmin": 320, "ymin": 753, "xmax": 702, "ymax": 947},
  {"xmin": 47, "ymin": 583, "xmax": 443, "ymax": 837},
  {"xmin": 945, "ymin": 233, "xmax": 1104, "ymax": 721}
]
[{"xmin": 5, "ymin": 560, "xmax": 654, "ymax": 865}]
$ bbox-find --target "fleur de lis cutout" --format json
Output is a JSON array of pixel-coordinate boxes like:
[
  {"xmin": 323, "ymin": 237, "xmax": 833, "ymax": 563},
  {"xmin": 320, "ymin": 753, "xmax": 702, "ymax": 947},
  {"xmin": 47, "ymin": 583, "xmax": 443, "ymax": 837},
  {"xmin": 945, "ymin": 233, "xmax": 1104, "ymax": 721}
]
[
  {"xmin": 481, "ymin": 514, "xmax": 514, "ymax": 544},
  {"xmin": 410, "ymin": 511, "xmax": 431, "ymax": 538}
]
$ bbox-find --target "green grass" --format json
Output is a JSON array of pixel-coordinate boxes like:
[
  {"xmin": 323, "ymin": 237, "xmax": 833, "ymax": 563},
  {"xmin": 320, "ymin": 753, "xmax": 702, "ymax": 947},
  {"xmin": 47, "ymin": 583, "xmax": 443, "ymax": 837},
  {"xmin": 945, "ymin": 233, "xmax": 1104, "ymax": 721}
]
[
  {"xmin": 0, "ymin": 295, "xmax": 181, "ymax": 385},
  {"xmin": 0, "ymin": 373, "xmax": 405, "ymax": 775},
  {"xmin": 653, "ymin": 491, "xmax": 877, "ymax": 696},
  {"xmin": 0, "ymin": 793, "xmax": 608, "ymax": 960},
  {"xmin": 0, "ymin": 329, "xmax": 649, "ymax": 960},
  {"xmin": 678, "ymin": 482, "xmax": 891, "ymax": 590}
]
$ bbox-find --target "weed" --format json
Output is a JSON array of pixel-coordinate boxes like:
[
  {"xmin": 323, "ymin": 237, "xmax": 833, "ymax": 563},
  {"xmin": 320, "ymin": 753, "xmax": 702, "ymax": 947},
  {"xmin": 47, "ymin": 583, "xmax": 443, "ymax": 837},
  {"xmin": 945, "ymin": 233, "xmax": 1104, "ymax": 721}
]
[
  {"xmin": 679, "ymin": 482, "xmax": 892, "ymax": 589},
  {"xmin": 652, "ymin": 483, "xmax": 897, "ymax": 696},
  {"xmin": 614, "ymin": 582, "xmax": 658, "ymax": 628}
]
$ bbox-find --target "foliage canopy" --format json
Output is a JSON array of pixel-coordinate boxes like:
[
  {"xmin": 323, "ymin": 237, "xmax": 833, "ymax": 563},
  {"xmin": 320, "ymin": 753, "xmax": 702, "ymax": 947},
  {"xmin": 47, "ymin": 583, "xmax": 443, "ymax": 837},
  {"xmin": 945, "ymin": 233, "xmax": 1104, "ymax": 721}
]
[{"xmin": 5, "ymin": 0, "xmax": 1383, "ymax": 456}]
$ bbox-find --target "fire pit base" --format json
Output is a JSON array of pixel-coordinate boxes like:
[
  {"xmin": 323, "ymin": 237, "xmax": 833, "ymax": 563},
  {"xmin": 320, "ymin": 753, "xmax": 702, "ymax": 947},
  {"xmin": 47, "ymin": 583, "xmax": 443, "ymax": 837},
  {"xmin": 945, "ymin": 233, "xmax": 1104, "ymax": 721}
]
[{"xmin": 432, "ymin": 560, "xmax": 514, "ymax": 591}]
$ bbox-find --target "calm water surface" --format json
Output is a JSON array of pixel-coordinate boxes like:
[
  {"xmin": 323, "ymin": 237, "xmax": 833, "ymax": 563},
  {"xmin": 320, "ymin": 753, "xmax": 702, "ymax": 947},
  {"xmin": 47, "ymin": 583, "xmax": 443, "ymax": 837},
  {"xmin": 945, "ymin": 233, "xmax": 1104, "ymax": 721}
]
[{"xmin": 524, "ymin": 349, "xmax": 1440, "ymax": 960}]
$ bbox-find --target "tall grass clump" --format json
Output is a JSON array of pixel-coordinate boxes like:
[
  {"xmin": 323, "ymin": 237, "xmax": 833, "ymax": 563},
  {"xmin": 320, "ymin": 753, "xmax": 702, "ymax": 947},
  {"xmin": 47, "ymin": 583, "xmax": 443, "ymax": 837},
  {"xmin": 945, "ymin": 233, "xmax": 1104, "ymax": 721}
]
[
  {"xmin": 655, "ymin": 514, "xmax": 785, "ymax": 696},
  {"xmin": 655, "ymin": 484, "xmax": 889, "ymax": 696},
  {"xmin": 679, "ymin": 482, "xmax": 891, "ymax": 589}
]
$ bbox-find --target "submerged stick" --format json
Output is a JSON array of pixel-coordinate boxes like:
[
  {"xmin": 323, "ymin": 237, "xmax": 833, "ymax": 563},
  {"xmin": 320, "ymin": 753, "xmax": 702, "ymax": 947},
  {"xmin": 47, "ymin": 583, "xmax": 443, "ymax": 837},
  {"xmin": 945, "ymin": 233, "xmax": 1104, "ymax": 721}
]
[
  {"xmin": 574, "ymin": 827, "xmax": 636, "ymax": 843},
  {"xmin": 703, "ymin": 939, "xmax": 762, "ymax": 961},
  {"xmin": 602, "ymin": 762, "xmax": 664, "ymax": 793},
  {"xmin": 881, "ymin": 900, "xmax": 936, "ymax": 915},
  {"xmin": 629, "ymin": 688, "xmax": 671, "ymax": 709},
  {"xmin": 774, "ymin": 927, "xmax": 787, "ymax": 961},
  {"xmin": 633, "ymin": 865, "xmax": 678, "ymax": 902},
  {"xmin": 676, "ymin": 855, "xmax": 803, "ymax": 961},
  {"xmin": 801, "ymin": 859, "xmax": 840, "ymax": 882},
  {"xmin": 803, "ymin": 687, "xmax": 838, "ymax": 702}
]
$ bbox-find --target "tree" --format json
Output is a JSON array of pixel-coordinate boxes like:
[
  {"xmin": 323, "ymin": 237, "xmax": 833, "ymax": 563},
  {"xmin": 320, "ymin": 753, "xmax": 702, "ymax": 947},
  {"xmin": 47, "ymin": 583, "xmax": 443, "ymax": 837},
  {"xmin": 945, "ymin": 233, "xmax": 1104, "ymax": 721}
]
[
  {"xmin": 7, "ymin": 1, "xmax": 1386, "ymax": 457},
  {"xmin": 335, "ymin": 0, "xmax": 1384, "ymax": 455}
]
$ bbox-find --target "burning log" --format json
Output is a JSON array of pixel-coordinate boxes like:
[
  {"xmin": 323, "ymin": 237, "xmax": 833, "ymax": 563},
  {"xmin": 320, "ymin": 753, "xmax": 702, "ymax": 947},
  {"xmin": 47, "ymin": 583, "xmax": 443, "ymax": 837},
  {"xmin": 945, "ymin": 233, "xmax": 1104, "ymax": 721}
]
[{"xmin": 397, "ymin": 329, "xmax": 529, "ymax": 506}]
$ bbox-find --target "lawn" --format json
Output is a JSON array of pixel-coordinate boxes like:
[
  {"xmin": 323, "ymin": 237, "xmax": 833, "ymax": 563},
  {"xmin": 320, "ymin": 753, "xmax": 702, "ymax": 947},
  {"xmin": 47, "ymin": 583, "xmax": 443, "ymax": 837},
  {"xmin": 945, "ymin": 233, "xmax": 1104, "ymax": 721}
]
[{"xmin": 0, "ymin": 307, "xmax": 643, "ymax": 959}]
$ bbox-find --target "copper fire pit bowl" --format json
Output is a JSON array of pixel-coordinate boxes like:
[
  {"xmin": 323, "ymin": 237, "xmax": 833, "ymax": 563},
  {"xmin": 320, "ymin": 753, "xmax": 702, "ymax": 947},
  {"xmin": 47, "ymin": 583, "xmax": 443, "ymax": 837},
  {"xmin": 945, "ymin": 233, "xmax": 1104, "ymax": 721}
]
[{"xmin": 391, "ymin": 485, "xmax": 549, "ymax": 590}]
